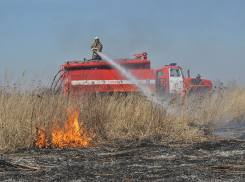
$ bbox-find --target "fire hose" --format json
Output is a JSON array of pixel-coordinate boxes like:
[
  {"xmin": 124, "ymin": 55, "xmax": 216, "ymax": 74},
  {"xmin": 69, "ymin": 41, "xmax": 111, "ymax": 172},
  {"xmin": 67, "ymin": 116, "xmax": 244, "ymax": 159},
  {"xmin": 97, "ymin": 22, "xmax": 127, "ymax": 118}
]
[{"xmin": 51, "ymin": 69, "xmax": 67, "ymax": 94}]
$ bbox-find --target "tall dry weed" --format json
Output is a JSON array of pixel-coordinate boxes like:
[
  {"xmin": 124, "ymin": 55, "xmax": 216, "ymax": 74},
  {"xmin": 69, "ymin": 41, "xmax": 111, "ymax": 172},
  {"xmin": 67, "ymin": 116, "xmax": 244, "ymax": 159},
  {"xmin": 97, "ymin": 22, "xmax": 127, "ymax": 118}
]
[{"xmin": 1, "ymin": 74, "xmax": 245, "ymax": 152}]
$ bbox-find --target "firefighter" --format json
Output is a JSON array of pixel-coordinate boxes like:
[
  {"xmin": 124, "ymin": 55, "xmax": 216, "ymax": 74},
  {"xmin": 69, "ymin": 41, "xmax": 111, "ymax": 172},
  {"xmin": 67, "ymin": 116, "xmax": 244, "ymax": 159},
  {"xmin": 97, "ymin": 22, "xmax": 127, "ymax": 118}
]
[{"xmin": 91, "ymin": 37, "xmax": 103, "ymax": 60}]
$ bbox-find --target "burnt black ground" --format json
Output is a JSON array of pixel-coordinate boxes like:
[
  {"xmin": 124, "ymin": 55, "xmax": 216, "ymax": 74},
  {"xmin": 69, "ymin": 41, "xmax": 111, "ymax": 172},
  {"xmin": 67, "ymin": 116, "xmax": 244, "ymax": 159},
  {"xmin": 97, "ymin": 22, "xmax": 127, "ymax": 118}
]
[{"xmin": 0, "ymin": 139, "xmax": 245, "ymax": 181}]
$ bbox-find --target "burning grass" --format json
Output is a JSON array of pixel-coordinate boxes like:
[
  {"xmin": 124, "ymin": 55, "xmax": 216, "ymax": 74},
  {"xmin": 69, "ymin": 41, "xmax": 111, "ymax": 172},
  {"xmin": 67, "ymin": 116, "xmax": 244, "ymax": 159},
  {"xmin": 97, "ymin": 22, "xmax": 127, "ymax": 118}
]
[
  {"xmin": 35, "ymin": 105, "xmax": 96, "ymax": 148},
  {"xmin": 0, "ymin": 76, "xmax": 245, "ymax": 152}
]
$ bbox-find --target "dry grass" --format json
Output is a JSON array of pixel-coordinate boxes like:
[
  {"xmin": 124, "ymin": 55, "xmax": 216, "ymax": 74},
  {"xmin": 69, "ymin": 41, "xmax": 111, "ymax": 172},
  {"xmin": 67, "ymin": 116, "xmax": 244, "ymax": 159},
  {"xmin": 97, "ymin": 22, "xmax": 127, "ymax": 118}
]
[{"xmin": 0, "ymin": 75, "xmax": 245, "ymax": 152}]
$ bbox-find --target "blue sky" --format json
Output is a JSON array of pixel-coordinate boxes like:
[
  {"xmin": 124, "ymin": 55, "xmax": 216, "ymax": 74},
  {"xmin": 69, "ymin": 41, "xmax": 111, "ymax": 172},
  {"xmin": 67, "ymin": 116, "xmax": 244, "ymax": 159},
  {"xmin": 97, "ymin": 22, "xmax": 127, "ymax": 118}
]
[{"xmin": 0, "ymin": 0, "xmax": 245, "ymax": 83}]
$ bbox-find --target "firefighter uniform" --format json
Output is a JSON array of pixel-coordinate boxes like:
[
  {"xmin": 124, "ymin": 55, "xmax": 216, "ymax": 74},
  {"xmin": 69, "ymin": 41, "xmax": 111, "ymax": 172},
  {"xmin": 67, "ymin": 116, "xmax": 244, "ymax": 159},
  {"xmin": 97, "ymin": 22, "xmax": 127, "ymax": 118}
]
[{"xmin": 91, "ymin": 37, "xmax": 103, "ymax": 60}]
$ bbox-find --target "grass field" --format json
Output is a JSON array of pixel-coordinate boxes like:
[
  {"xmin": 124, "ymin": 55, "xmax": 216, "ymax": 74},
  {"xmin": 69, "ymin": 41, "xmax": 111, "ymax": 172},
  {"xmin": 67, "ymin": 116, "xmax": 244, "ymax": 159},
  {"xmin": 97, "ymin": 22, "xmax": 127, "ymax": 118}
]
[{"xmin": 0, "ymin": 76, "xmax": 245, "ymax": 152}]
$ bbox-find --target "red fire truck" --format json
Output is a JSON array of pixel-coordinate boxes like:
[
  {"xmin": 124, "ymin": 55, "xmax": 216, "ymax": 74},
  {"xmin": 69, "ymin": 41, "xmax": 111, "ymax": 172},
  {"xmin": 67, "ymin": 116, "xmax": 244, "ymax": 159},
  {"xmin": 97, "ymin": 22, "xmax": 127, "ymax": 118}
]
[{"xmin": 52, "ymin": 52, "xmax": 212, "ymax": 97}]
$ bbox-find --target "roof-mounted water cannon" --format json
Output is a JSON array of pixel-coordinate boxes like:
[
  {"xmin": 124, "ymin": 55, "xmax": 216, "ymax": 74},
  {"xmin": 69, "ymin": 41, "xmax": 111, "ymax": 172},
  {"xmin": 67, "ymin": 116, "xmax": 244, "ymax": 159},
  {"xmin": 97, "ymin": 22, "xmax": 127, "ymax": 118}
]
[
  {"xmin": 165, "ymin": 63, "xmax": 177, "ymax": 66},
  {"xmin": 133, "ymin": 52, "xmax": 148, "ymax": 60}
]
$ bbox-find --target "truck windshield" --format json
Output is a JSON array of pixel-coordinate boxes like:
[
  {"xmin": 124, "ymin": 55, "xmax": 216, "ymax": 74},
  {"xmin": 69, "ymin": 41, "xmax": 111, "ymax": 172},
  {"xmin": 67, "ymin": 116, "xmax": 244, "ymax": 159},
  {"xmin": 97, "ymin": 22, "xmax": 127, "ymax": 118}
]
[
  {"xmin": 170, "ymin": 69, "xmax": 181, "ymax": 77},
  {"xmin": 181, "ymin": 67, "xmax": 190, "ymax": 78}
]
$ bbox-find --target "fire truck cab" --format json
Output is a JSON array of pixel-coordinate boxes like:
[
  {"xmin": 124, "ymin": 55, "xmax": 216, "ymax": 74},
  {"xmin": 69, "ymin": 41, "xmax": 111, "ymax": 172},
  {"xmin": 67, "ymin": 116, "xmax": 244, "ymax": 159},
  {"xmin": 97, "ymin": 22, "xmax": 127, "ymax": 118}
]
[
  {"xmin": 156, "ymin": 63, "xmax": 184, "ymax": 94},
  {"xmin": 156, "ymin": 63, "xmax": 212, "ymax": 97}
]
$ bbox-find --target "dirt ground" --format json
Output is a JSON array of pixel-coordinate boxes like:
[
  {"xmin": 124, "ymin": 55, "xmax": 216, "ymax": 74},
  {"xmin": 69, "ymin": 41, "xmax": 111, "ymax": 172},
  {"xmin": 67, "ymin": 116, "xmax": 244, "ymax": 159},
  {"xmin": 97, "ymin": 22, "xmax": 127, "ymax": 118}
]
[{"xmin": 1, "ymin": 137, "xmax": 245, "ymax": 182}]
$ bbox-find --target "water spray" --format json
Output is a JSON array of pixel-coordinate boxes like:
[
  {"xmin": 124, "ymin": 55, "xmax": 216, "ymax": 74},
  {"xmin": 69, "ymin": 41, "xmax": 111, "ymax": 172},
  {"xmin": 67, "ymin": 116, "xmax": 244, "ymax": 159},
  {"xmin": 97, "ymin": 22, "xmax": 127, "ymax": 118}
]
[{"xmin": 97, "ymin": 52, "xmax": 158, "ymax": 104}]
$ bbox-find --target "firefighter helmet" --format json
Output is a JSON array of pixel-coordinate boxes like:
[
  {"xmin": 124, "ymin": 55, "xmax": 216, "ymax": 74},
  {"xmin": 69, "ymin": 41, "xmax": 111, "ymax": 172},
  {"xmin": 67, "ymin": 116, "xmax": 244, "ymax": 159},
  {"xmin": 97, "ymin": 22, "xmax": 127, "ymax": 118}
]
[{"xmin": 95, "ymin": 37, "xmax": 99, "ymax": 40}]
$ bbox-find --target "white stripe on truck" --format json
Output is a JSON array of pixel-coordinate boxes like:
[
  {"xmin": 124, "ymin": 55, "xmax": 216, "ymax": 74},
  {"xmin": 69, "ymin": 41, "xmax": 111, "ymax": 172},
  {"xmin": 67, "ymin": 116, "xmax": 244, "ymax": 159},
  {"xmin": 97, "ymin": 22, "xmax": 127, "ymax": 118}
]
[{"xmin": 71, "ymin": 80, "xmax": 155, "ymax": 85}]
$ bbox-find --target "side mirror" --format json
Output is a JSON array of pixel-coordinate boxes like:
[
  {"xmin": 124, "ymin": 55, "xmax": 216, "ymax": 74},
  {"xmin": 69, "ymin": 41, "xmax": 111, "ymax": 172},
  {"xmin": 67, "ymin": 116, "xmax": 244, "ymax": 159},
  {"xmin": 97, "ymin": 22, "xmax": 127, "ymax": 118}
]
[{"xmin": 187, "ymin": 70, "xmax": 190, "ymax": 77}]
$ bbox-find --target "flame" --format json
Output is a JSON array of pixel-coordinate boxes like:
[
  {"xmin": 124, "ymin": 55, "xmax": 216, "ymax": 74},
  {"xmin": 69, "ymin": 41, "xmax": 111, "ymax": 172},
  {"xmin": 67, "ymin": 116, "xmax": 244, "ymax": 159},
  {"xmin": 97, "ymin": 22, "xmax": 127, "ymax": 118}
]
[
  {"xmin": 35, "ymin": 126, "xmax": 48, "ymax": 148},
  {"xmin": 35, "ymin": 105, "xmax": 95, "ymax": 148}
]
